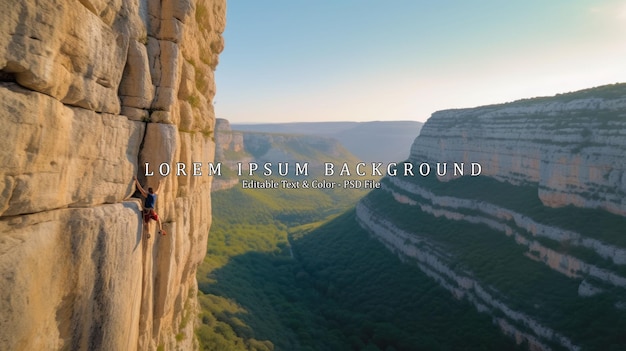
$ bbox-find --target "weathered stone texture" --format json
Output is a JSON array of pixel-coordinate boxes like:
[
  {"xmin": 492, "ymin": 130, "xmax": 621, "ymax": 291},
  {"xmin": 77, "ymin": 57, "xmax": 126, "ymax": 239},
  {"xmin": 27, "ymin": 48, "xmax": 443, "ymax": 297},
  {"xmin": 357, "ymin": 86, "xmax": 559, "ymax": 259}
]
[
  {"xmin": 0, "ymin": 83, "xmax": 143, "ymax": 216},
  {"xmin": 410, "ymin": 94, "xmax": 626, "ymax": 215},
  {"xmin": 0, "ymin": 203, "xmax": 143, "ymax": 351},
  {"xmin": 0, "ymin": 0, "xmax": 225, "ymax": 350},
  {"xmin": 358, "ymin": 85, "xmax": 626, "ymax": 351},
  {"xmin": 0, "ymin": 0, "xmax": 128, "ymax": 113}
]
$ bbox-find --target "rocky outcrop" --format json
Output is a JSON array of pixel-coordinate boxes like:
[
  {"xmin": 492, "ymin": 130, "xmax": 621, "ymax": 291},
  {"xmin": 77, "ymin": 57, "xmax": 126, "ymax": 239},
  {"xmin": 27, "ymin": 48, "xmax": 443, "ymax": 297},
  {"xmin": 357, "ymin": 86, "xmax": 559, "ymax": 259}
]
[
  {"xmin": 214, "ymin": 118, "xmax": 246, "ymax": 161},
  {"xmin": 356, "ymin": 201, "xmax": 571, "ymax": 351},
  {"xmin": 410, "ymin": 85, "xmax": 626, "ymax": 216},
  {"xmin": 0, "ymin": 1, "xmax": 225, "ymax": 350},
  {"xmin": 358, "ymin": 84, "xmax": 626, "ymax": 351},
  {"xmin": 211, "ymin": 118, "xmax": 249, "ymax": 191}
]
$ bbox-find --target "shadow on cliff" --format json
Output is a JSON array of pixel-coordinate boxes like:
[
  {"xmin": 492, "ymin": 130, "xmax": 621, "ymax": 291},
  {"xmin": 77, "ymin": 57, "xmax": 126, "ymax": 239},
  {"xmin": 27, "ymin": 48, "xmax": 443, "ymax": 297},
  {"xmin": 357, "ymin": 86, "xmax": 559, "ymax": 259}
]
[
  {"xmin": 197, "ymin": 210, "xmax": 520, "ymax": 351},
  {"xmin": 122, "ymin": 201, "xmax": 144, "ymax": 251}
]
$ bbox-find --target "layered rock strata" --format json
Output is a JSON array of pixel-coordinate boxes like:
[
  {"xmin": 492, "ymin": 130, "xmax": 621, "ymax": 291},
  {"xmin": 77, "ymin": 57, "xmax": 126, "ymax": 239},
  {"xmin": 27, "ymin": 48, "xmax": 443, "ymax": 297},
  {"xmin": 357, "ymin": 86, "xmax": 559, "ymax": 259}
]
[
  {"xmin": 410, "ymin": 87, "xmax": 626, "ymax": 215},
  {"xmin": 358, "ymin": 85, "xmax": 626, "ymax": 351},
  {"xmin": 211, "ymin": 118, "xmax": 249, "ymax": 191},
  {"xmin": 0, "ymin": 0, "xmax": 225, "ymax": 350}
]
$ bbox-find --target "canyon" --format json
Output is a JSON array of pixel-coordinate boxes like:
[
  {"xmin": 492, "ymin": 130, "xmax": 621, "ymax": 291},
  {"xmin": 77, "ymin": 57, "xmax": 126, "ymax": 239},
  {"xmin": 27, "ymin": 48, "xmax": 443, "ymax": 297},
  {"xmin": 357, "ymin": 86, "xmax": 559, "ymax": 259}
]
[
  {"xmin": 357, "ymin": 84, "xmax": 626, "ymax": 350},
  {"xmin": 2, "ymin": 1, "xmax": 625, "ymax": 349}
]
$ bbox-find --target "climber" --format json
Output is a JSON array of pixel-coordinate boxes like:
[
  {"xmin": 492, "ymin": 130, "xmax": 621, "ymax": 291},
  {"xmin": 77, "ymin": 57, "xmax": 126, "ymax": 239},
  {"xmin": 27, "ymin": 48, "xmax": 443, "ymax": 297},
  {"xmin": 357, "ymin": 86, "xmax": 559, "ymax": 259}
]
[{"xmin": 133, "ymin": 176, "xmax": 167, "ymax": 238}]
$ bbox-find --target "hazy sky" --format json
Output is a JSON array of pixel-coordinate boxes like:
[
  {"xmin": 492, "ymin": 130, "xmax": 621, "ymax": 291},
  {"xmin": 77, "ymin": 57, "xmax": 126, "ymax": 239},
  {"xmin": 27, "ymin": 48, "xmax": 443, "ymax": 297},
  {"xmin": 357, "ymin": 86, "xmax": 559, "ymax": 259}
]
[{"xmin": 214, "ymin": 1, "xmax": 626, "ymax": 123}]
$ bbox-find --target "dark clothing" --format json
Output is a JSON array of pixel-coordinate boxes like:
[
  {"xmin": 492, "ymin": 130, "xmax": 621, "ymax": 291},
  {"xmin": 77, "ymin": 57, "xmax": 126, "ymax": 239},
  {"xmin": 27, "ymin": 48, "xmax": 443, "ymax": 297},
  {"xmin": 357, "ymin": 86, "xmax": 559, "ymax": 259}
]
[{"xmin": 144, "ymin": 193, "xmax": 157, "ymax": 209}]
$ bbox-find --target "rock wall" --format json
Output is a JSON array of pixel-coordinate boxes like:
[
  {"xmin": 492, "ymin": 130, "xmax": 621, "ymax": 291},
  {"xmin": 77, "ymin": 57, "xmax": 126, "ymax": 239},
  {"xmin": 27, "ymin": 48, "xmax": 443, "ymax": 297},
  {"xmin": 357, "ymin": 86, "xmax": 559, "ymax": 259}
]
[
  {"xmin": 410, "ymin": 86, "xmax": 626, "ymax": 215},
  {"xmin": 214, "ymin": 118, "xmax": 245, "ymax": 161},
  {"xmin": 357, "ymin": 84, "xmax": 626, "ymax": 350},
  {"xmin": 355, "ymin": 201, "xmax": 569, "ymax": 351},
  {"xmin": 211, "ymin": 118, "xmax": 249, "ymax": 191},
  {"xmin": 0, "ymin": 0, "xmax": 225, "ymax": 350}
]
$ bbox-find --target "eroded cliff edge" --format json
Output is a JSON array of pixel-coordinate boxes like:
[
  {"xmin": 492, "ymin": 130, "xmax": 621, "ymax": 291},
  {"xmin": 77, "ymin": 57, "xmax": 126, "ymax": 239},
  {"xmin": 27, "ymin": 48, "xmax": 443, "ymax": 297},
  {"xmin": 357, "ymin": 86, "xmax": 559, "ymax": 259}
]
[
  {"xmin": 357, "ymin": 84, "xmax": 626, "ymax": 351},
  {"xmin": 0, "ymin": 0, "xmax": 225, "ymax": 350}
]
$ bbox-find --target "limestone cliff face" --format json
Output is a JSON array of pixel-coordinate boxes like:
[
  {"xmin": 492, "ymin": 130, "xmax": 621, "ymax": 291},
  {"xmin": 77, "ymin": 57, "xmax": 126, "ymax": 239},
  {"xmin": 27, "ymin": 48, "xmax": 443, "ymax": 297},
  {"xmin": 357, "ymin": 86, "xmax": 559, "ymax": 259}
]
[
  {"xmin": 211, "ymin": 118, "xmax": 249, "ymax": 192},
  {"xmin": 357, "ymin": 84, "xmax": 626, "ymax": 351},
  {"xmin": 0, "ymin": 1, "xmax": 225, "ymax": 350},
  {"xmin": 214, "ymin": 118, "xmax": 246, "ymax": 161},
  {"xmin": 410, "ymin": 86, "xmax": 626, "ymax": 215}
]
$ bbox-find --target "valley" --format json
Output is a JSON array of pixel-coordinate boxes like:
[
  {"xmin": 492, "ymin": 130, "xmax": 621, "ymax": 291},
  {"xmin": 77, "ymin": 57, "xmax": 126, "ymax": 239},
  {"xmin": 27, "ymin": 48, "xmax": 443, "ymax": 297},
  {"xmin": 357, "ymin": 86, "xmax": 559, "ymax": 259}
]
[
  {"xmin": 196, "ymin": 119, "xmax": 519, "ymax": 350},
  {"xmin": 196, "ymin": 183, "xmax": 520, "ymax": 351},
  {"xmin": 199, "ymin": 85, "xmax": 626, "ymax": 350}
]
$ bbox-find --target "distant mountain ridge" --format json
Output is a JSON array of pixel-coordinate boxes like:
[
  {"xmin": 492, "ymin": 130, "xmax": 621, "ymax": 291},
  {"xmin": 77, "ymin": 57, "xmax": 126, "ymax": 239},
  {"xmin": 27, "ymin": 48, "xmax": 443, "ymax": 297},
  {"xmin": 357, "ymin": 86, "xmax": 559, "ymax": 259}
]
[
  {"xmin": 233, "ymin": 121, "xmax": 423, "ymax": 163},
  {"xmin": 212, "ymin": 119, "xmax": 361, "ymax": 191}
]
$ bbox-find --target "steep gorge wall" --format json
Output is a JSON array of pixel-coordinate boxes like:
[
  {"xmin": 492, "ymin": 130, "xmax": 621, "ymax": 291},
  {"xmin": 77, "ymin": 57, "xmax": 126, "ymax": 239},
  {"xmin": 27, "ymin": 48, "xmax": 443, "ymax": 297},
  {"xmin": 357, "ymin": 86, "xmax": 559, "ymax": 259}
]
[
  {"xmin": 410, "ymin": 88, "xmax": 626, "ymax": 215},
  {"xmin": 0, "ymin": 1, "xmax": 225, "ymax": 350},
  {"xmin": 357, "ymin": 85, "xmax": 626, "ymax": 350},
  {"xmin": 211, "ymin": 118, "xmax": 247, "ymax": 191}
]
